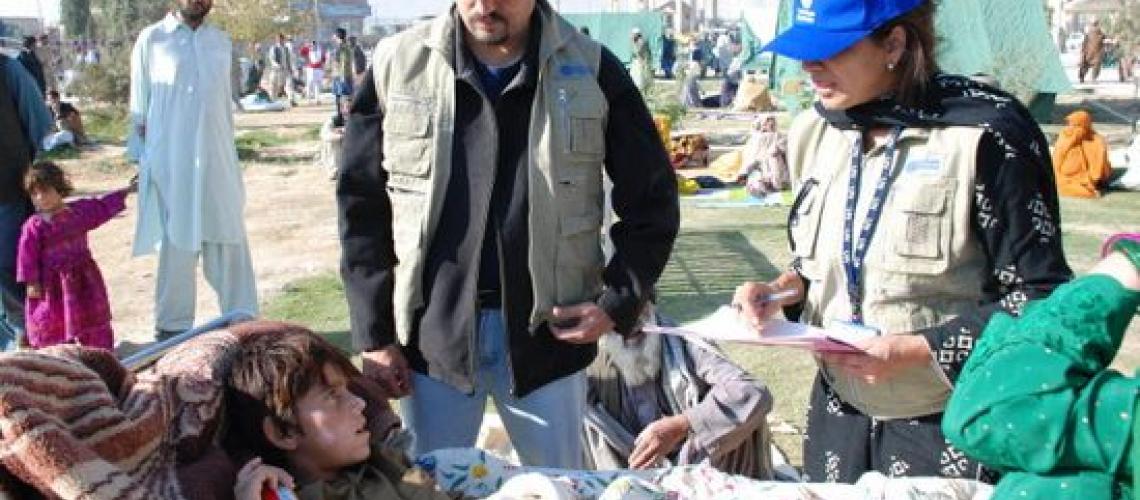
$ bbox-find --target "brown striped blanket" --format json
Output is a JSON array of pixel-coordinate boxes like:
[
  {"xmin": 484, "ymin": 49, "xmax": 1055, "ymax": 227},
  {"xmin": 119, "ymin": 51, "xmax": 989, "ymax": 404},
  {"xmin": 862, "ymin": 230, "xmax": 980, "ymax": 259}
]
[{"xmin": 0, "ymin": 330, "xmax": 241, "ymax": 499}]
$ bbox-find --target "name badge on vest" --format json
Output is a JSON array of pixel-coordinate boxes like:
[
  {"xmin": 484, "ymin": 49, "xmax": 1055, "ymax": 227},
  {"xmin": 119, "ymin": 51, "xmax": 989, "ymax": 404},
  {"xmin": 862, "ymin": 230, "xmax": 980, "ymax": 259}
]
[
  {"xmin": 901, "ymin": 156, "xmax": 944, "ymax": 176},
  {"xmin": 558, "ymin": 63, "xmax": 591, "ymax": 79}
]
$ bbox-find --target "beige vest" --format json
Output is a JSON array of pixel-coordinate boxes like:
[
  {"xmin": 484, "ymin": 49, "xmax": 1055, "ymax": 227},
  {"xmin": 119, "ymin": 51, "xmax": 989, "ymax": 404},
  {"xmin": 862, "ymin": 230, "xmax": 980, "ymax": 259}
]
[
  {"xmin": 787, "ymin": 109, "xmax": 988, "ymax": 419},
  {"xmin": 369, "ymin": 5, "xmax": 608, "ymax": 344}
]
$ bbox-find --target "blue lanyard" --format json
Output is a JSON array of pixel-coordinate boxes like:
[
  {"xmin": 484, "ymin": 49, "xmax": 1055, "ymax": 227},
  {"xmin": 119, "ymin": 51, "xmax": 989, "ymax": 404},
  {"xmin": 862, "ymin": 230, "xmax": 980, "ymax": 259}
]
[{"xmin": 842, "ymin": 126, "xmax": 904, "ymax": 325}]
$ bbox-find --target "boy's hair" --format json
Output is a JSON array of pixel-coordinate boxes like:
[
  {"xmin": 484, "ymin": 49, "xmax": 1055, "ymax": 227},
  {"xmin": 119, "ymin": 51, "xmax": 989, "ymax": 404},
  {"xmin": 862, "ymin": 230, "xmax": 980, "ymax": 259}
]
[
  {"xmin": 222, "ymin": 321, "xmax": 360, "ymax": 467},
  {"xmin": 25, "ymin": 161, "xmax": 74, "ymax": 197}
]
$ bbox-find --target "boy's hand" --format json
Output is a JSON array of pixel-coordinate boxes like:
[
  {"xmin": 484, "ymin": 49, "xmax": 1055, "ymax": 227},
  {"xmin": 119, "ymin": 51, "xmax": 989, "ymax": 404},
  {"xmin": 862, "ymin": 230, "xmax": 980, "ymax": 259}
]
[
  {"xmin": 26, "ymin": 283, "xmax": 42, "ymax": 299},
  {"xmin": 127, "ymin": 174, "xmax": 139, "ymax": 193},
  {"xmin": 235, "ymin": 457, "xmax": 294, "ymax": 500},
  {"xmin": 362, "ymin": 344, "xmax": 412, "ymax": 398}
]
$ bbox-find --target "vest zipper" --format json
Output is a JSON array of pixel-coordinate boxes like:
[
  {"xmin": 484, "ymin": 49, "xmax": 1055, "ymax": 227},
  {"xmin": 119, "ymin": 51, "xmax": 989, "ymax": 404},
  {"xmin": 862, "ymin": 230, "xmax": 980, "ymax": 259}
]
[
  {"xmin": 495, "ymin": 222, "xmax": 517, "ymax": 396},
  {"xmin": 558, "ymin": 87, "xmax": 571, "ymax": 153},
  {"xmin": 467, "ymin": 81, "xmax": 502, "ymax": 389}
]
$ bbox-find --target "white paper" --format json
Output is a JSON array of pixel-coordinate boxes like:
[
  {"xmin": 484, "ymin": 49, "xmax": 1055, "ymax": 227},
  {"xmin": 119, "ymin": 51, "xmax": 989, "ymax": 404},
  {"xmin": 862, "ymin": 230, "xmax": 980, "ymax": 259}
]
[{"xmin": 642, "ymin": 306, "xmax": 868, "ymax": 353}]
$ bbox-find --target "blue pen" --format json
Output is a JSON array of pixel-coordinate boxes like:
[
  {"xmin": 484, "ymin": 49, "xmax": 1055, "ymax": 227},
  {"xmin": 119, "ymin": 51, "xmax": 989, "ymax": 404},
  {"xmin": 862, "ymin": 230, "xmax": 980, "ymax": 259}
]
[{"xmin": 756, "ymin": 289, "xmax": 797, "ymax": 305}]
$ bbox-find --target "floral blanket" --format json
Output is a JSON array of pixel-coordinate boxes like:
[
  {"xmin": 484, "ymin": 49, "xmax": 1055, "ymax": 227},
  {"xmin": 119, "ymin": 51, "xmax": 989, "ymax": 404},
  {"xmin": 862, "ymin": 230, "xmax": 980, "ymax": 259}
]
[{"xmin": 417, "ymin": 448, "xmax": 993, "ymax": 499}]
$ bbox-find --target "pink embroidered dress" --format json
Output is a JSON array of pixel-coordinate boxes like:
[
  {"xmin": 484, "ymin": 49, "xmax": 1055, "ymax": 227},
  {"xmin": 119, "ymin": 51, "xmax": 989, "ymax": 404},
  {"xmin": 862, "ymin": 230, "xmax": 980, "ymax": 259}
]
[{"xmin": 16, "ymin": 190, "xmax": 128, "ymax": 349}]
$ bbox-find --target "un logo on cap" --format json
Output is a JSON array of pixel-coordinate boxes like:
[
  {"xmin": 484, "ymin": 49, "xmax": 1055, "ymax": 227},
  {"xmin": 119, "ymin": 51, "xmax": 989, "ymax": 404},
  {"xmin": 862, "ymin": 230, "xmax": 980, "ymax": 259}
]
[{"xmin": 797, "ymin": 0, "xmax": 817, "ymax": 24}]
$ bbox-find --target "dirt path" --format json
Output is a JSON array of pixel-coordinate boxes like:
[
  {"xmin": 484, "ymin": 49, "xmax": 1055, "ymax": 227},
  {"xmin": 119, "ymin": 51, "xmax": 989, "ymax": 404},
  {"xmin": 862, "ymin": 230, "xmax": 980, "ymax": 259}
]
[{"xmin": 56, "ymin": 105, "xmax": 338, "ymax": 350}]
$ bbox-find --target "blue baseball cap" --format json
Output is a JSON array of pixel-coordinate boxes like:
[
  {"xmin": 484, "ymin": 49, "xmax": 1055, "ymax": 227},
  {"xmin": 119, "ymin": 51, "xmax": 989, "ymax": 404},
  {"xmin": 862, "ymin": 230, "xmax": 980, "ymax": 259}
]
[{"xmin": 761, "ymin": 0, "xmax": 924, "ymax": 61}]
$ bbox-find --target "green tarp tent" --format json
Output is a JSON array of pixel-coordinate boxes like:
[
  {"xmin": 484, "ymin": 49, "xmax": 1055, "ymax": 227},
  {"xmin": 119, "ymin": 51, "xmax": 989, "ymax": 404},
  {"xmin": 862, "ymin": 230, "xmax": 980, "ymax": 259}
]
[
  {"xmin": 564, "ymin": 12, "xmax": 666, "ymax": 65},
  {"xmin": 751, "ymin": 0, "xmax": 1069, "ymax": 119}
]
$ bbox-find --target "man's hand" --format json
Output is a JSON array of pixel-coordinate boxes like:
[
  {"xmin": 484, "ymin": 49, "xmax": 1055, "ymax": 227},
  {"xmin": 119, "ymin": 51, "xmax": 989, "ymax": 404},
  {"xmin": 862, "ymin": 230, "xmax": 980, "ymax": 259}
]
[
  {"xmin": 549, "ymin": 302, "xmax": 615, "ymax": 344},
  {"xmin": 362, "ymin": 344, "xmax": 412, "ymax": 398},
  {"xmin": 26, "ymin": 283, "xmax": 41, "ymax": 299},
  {"xmin": 629, "ymin": 415, "xmax": 690, "ymax": 469},
  {"xmin": 234, "ymin": 457, "xmax": 294, "ymax": 500},
  {"xmin": 820, "ymin": 335, "xmax": 933, "ymax": 385}
]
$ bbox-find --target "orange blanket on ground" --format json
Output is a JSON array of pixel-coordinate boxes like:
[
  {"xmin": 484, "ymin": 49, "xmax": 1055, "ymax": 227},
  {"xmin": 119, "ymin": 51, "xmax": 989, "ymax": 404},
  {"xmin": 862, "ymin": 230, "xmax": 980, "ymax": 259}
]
[{"xmin": 1053, "ymin": 110, "xmax": 1112, "ymax": 198}]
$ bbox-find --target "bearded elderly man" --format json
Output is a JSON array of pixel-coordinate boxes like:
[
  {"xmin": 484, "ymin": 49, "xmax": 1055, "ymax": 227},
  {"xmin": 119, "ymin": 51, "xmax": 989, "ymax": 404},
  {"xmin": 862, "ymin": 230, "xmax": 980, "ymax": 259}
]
[
  {"xmin": 338, "ymin": 0, "xmax": 679, "ymax": 467},
  {"xmin": 128, "ymin": 0, "xmax": 259, "ymax": 340},
  {"xmin": 584, "ymin": 304, "xmax": 775, "ymax": 477}
]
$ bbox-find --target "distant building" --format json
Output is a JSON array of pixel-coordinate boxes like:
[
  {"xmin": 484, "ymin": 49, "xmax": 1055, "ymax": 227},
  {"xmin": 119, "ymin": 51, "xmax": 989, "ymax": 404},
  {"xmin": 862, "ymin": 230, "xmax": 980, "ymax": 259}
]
[
  {"xmin": 295, "ymin": 0, "xmax": 371, "ymax": 38},
  {"xmin": 364, "ymin": 17, "xmax": 414, "ymax": 38},
  {"xmin": 0, "ymin": 16, "xmax": 44, "ymax": 38}
]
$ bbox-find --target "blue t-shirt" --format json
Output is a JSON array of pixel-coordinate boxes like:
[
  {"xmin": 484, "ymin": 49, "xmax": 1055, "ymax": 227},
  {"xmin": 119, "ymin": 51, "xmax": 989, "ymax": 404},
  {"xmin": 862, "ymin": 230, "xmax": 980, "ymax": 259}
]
[{"xmin": 475, "ymin": 59, "xmax": 522, "ymax": 100}]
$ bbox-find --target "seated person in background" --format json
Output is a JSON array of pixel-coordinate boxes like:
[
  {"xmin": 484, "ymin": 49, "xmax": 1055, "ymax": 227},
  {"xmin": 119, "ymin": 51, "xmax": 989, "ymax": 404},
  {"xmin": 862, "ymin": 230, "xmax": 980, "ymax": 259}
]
[
  {"xmin": 1053, "ymin": 109, "xmax": 1112, "ymax": 198},
  {"xmin": 318, "ymin": 97, "xmax": 351, "ymax": 180},
  {"xmin": 46, "ymin": 90, "xmax": 90, "ymax": 146},
  {"xmin": 584, "ymin": 302, "xmax": 775, "ymax": 478},
  {"xmin": 737, "ymin": 115, "xmax": 788, "ymax": 194},
  {"xmin": 222, "ymin": 322, "xmax": 459, "ymax": 500},
  {"xmin": 943, "ymin": 233, "xmax": 1140, "ymax": 499}
]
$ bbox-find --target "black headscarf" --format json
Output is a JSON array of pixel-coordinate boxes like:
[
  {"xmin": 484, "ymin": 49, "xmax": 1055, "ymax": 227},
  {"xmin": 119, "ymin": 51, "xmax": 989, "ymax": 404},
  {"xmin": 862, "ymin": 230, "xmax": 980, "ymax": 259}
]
[{"xmin": 813, "ymin": 72, "xmax": 1060, "ymax": 222}]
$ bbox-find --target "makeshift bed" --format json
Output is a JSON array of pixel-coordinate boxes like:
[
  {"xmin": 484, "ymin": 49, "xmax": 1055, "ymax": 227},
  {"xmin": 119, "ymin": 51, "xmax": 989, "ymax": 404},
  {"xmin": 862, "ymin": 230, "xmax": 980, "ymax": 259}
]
[{"xmin": 0, "ymin": 317, "xmax": 994, "ymax": 499}]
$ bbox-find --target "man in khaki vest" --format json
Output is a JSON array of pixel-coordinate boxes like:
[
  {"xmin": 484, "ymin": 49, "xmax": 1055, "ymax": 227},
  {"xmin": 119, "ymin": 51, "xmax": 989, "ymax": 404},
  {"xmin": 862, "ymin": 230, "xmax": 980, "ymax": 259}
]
[{"xmin": 337, "ymin": 0, "xmax": 679, "ymax": 467}]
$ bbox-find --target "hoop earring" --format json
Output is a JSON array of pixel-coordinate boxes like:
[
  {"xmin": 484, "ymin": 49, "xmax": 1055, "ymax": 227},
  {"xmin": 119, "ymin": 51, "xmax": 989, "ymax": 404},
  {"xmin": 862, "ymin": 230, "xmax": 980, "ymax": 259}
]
[{"xmin": 887, "ymin": 62, "xmax": 897, "ymax": 71}]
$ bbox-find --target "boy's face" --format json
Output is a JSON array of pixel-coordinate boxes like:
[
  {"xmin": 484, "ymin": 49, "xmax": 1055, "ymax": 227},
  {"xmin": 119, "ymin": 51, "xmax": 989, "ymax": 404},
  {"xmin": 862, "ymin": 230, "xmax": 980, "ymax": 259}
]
[{"xmin": 286, "ymin": 363, "xmax": 371, "ymax": 479}]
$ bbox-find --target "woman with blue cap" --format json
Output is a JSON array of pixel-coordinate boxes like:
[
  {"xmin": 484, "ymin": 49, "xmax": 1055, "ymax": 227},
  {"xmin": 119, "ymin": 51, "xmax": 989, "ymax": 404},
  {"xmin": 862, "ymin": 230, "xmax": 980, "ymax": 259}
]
[{"xmin": 731, "ymin": 0, "xmax": 1072, "ymax": 483}]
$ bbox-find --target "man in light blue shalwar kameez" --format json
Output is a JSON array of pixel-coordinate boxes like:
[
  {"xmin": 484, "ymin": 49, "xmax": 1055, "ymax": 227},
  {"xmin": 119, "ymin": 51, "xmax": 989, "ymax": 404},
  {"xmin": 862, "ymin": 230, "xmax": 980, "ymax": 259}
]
[{"xmin": 128, "ymin": 0, "xmax": 258, "ymax": 338}]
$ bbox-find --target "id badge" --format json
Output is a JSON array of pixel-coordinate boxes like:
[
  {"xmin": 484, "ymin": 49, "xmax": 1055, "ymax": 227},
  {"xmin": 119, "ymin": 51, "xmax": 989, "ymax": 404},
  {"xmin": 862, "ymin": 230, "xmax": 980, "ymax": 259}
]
[{"xmin": 827, "ymin": 319, "xmax": 881, "ymax": 346}]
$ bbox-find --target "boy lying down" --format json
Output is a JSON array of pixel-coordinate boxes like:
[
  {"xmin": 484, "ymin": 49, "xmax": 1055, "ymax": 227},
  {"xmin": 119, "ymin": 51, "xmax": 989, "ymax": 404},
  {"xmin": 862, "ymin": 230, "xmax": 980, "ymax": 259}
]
[
  {"xmin": 221, "ymin": 323, "xmax": 461, "ymax": 500},
  {"xmin": 217, "ymin": 323, "xmax": 995, "ymax": 500}
]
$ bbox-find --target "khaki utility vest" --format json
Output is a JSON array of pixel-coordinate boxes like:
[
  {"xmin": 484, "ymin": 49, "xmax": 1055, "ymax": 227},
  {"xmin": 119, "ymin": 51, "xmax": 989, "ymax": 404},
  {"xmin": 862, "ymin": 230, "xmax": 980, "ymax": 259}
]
[
  {"xmin": 369, "ymin": 7, "xmax": 608, "ymax": 344},
  {"xmin": 787, "ymin": 109, "xmax": 988, "ymax": 419}
]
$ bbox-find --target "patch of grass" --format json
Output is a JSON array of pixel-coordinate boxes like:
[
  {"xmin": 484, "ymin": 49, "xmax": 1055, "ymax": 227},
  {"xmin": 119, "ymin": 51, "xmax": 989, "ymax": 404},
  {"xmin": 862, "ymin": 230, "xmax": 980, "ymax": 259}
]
[
  {"xmin": 301, "ymin": 124, "xmax": 322, "ymax": 142},
  {"xmin": 261, "ymin": 274, "xmax": 352, "ymax": 354},
  {"xmin": 38, "ymin": 145, "xmax": 82, "ymax": 161},
  {"xmin": 85, "ymin": 105, "xmax": 131, "ymax": 144},
  {"xmin": 235, "ymin": 130, "xmax": 292, "ymax": 161}
]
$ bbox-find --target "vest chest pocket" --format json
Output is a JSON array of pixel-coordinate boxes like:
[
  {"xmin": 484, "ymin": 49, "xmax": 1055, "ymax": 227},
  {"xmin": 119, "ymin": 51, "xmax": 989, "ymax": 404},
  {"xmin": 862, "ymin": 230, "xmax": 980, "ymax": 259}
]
[
  {"xmin": 557, "ymin": 86, "xmax": 606, "ymax": 162},
  {"xmin": 382, "ymin": 95, "xmax": 434, "ymax": 177},
  {"xmin": 880, "ymin": 180, "xmax": 955, "ymax": 275},
  {"xmin": 788, "ymin": 178, "xmax": 827, "ymax": 279}
]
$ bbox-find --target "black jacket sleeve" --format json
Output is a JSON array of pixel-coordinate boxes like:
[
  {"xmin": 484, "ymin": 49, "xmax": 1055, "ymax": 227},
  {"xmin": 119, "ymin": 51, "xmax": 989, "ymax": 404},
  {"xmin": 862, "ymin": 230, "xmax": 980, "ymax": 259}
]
[
  {"xmin": 337, "ymin": 69, "xmax": 399, "ymax": 352},
  {"xmin": 594, "ymin": 47, "xmax": 681, "ymax": 334},
  {"xmin": 919, "ymin": 132, "xmax": 1073, "ymax": 382}
]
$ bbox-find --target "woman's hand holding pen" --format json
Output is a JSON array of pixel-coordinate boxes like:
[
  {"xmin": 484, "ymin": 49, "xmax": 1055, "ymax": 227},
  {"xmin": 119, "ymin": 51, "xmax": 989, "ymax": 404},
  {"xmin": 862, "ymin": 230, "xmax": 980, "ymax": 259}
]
[{"xmin": 732, "ymin": 270, "xmax": 805, "ymax": 332}]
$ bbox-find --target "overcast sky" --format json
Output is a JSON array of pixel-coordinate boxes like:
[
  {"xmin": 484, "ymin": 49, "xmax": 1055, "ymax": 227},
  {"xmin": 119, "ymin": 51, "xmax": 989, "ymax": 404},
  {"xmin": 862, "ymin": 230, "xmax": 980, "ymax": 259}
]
[{"xmin": 2, "ymin": 0, "xmax": 746, "ymax": 27}]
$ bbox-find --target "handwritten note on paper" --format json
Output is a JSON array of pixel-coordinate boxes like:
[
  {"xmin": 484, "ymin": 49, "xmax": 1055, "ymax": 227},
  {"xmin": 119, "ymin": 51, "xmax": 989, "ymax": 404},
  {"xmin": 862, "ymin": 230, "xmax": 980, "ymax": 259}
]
[{"xmin": 641, "ymin": 306, "xmax": 867, "ymax": 353}]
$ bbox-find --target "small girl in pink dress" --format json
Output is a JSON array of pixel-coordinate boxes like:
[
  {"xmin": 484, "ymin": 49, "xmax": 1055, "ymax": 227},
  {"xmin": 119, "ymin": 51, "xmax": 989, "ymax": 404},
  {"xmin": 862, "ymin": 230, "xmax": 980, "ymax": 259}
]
[{"xmin": 16, "ymin": 162, "xmax": 136, "ymax": 349}]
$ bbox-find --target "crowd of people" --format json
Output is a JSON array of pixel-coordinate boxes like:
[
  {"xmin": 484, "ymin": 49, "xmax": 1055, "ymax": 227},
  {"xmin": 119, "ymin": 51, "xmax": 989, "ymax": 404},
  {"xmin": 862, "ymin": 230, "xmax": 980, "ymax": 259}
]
[
  {"xmin": 1, "ymin": 0, "xmax": 1139, "ymax": 498},
  {"xmin": 242, "ymin": 30, "xmax": 369, "ymax": 108}
]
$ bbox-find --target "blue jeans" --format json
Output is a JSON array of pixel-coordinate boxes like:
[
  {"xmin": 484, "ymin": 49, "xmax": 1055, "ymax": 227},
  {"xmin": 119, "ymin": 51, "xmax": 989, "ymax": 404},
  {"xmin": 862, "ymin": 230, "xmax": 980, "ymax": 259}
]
[
  {"xmin": 400, "ymin": 309, "xmax": 587, "ymax": 468},
  {"xmin": 332, "ymin": 77, "xmax": 353, "ymax": 97},
  {"xmin": 332, "ymin": 77, "xmax": 353, "ymax": 122},
  {"xmin": 0, "ymin": 201, "xmax": 30, "ymax": 351}
]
